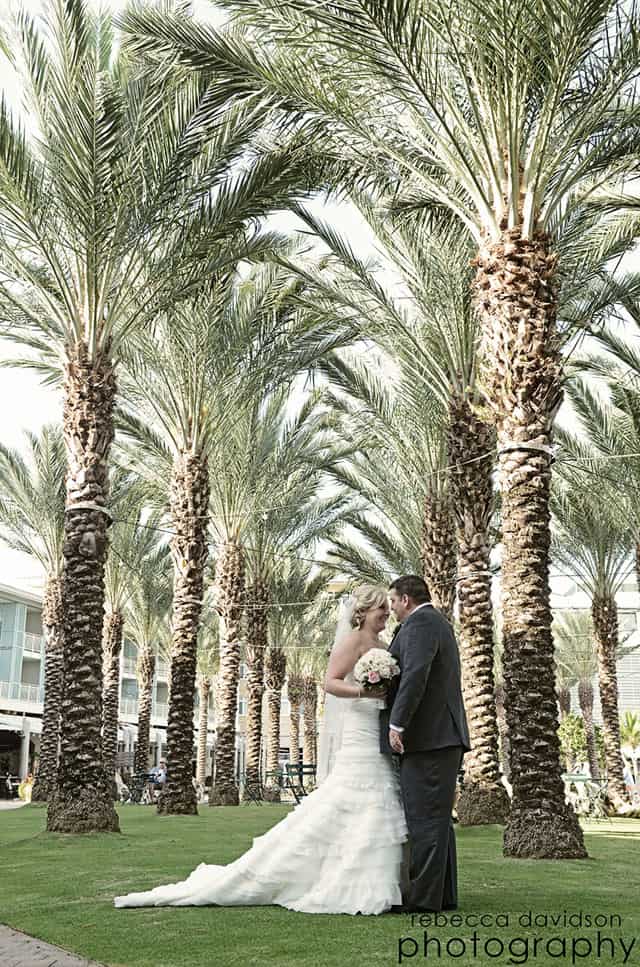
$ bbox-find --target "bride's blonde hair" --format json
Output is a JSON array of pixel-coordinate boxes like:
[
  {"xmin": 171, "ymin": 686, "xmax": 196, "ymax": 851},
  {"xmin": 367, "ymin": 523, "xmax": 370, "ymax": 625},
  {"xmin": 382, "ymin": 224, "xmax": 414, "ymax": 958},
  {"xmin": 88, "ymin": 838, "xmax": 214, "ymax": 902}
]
[{"xmin": 349, "ymin": 584, "xmax": 388, "ymax": 629}]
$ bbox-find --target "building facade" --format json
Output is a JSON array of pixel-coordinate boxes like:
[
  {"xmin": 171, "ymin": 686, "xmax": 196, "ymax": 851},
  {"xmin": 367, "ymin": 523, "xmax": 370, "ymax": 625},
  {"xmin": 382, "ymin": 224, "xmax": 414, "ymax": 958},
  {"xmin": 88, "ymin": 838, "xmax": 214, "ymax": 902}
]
[
  {"xmin": 550, "ymin": 572, "xmax": 640, "ymax": 723},
  {"xmin": 0, "ymin": 582, "xmax": 301, "ymax": 783}
]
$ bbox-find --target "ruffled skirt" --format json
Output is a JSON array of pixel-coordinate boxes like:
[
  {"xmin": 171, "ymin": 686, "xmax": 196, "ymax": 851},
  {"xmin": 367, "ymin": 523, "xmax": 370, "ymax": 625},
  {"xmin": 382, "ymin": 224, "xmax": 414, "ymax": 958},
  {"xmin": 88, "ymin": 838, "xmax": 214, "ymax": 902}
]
[{"xmin": 114, "ymin": 699, "xmax": 408, "ymax": 915}]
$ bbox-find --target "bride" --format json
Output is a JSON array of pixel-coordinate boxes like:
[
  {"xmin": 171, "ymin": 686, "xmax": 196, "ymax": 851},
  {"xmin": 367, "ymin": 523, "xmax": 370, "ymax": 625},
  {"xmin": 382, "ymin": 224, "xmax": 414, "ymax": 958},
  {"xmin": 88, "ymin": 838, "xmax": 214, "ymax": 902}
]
[{"xmin": 114, "ymin": 584, "xmax": 408, "ymax": 915}]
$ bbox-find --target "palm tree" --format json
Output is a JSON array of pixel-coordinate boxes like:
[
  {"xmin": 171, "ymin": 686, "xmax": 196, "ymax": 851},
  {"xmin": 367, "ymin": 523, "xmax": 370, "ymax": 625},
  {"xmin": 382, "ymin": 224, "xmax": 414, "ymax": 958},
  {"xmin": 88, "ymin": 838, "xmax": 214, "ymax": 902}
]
[
  {"xmin": 118, "ymin": 258, "xmax": 354, "ymax": 810},
  {"xmin": 620, "ymin": 712, "xmax": 640, "ymax": 783},
  {"xmin": 302, "ymin": 672, "xmax": 318, "ymax": 768},
  {"xmin": 0, "ymin": 2, "xmax": 239, "ymax": 832},
  {"xmin": 552, "ymin": 450, "xmax": 633, "ymax": 809},
  {"xmin": 568, "ymin": 334, "xmax": 640, "ymax": 577},
  {"xmin": 102, "ymin": 477, "xmax": 163, "ymax": 787},
  {"xmin": 263, "ymin": 562, "xmax": 324, "ymax": 800},
  {"xmin": 0, "ymin": 426, "xmax": 65, "ymax": 802},
  {"xmin": 242, "ymin": 576, "xmax": 269, "ymax": 800},
  {"xmin": 134, "ymin": 642, "xmax": 156, "ymax": 777},
  {"xmin": 492, "ymin": 636, "xmax": 511, "ymax": 783},
  {"xmin": 240, "ymin": 393, "xmax": 347, "ymax": 799},
  {"xmin": 286, "ymin": 666, "xmax": 305, "ymax": 770},
  {"xmin": 195, "ymin": 595, "xmax": 220, "ymax": 790},
  {"xmin": 124, "ymin": 0, "xmax": 640, "ymax": 858},
  {"xmin": 553, "ymin": 611, "xmax": 600, "ymax": 779},
  {"xmin": 1, "ymin": 0, "xmax": 344, "ymax": 832},
  {"xmin": 288, "ymin": 205, "xmax": 507, "ymax": 823},
  {"xmin": 124, "ymin": 541, "xmax": 172, "ymax": 777}
]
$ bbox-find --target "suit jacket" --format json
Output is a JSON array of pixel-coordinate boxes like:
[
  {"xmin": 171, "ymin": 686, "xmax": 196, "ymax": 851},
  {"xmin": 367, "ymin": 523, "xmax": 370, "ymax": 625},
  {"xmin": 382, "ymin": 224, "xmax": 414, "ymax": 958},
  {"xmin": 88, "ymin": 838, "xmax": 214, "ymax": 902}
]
[{"xmin": 379, "ymin": 604, "xmax": 471, "ymax": 755}]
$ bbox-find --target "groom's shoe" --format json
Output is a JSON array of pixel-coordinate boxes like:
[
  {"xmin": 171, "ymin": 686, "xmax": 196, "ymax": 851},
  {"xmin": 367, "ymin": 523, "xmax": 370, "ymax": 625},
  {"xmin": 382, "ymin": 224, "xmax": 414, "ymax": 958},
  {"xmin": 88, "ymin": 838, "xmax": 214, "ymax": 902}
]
[{"xmin": 388, "ymin": 903, "xmax": 458, "ymax": 914}]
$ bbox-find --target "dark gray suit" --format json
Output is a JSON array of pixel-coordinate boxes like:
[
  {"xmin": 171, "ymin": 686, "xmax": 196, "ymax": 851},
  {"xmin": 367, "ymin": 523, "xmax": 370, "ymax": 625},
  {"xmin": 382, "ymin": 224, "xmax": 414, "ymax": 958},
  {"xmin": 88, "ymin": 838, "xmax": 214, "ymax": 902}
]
[{"xmin": 380, "ymin": 604, "xmax": 470, "ymax": 911}]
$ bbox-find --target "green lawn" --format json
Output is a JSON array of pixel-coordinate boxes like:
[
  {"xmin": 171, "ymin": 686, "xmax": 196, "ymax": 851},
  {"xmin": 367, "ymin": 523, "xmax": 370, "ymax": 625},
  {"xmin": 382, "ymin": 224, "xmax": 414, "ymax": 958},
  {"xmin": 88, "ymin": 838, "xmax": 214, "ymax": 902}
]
[{"xmin": 0, "ymin": 805, "xmax": 638, "ymax": 967}]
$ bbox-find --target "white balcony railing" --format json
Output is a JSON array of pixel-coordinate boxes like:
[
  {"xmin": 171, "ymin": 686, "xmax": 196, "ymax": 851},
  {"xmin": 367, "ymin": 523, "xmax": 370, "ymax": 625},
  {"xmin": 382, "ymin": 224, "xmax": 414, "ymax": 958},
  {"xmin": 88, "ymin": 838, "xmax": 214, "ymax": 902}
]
[
  {"xmin": 121, "ymin": 657, "xmax": 137, "ymax": 676},
  {"xmin": 0, "ymin": 680, "xmax": 44, "ymax": 704},
  {"xmin": 120, "ymin": 697, "xmax": 139, "ymax": 716},
  {"xmin": 22, "ymin": 633, "xmax": 44, "ymax": 656}
]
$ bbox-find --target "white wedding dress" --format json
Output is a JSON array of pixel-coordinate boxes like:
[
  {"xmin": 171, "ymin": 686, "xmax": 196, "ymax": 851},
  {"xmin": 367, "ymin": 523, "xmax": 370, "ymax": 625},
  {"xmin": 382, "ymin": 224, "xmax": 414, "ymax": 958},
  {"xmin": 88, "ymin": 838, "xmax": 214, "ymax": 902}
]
[{"xmin": 114, "ymin": 672, "xmax": 408, "ymax": 915}]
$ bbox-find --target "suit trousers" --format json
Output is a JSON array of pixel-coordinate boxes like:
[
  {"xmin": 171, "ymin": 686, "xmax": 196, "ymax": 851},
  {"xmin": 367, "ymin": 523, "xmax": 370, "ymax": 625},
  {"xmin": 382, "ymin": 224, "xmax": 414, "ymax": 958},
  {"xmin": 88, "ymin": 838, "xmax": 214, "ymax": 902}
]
[{"xmin": 398, "ymin": 745, "xmax": 464, "ymax": 911}]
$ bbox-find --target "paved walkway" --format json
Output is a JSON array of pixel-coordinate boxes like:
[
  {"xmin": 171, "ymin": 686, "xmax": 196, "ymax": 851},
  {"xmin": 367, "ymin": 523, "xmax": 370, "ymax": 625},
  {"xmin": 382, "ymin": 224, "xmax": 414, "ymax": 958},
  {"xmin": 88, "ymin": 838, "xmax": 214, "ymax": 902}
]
[
  {"xmin": 0, "ymin": 926, "xmax": 107, "ymax": 967},
  {"xmin": 0, "ymin": 800, "xmax": 27, "ymax": 810}
]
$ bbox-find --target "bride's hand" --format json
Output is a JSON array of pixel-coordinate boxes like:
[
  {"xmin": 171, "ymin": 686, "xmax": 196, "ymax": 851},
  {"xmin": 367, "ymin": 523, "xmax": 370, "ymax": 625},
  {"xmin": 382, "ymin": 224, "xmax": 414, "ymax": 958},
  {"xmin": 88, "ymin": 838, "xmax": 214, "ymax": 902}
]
[{"xmin": 361, "ymin": 683, "xmax": 387, "ymax": 699}]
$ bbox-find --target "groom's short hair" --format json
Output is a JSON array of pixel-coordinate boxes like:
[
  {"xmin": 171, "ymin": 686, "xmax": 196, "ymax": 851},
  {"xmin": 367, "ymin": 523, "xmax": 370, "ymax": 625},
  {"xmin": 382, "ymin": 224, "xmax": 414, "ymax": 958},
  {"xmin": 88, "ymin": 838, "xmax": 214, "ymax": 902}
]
[{"xmin": 388, "ymin": 575, "xmax": 430, "ymax": 604}]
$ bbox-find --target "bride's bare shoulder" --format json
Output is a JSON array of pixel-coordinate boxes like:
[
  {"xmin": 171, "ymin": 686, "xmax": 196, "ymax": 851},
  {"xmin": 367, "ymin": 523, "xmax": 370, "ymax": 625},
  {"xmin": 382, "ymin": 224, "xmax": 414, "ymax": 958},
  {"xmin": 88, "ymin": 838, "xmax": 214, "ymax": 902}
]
[{"xmin": 328, "ymin": 629, "xmax": 361, "ymax": 660}]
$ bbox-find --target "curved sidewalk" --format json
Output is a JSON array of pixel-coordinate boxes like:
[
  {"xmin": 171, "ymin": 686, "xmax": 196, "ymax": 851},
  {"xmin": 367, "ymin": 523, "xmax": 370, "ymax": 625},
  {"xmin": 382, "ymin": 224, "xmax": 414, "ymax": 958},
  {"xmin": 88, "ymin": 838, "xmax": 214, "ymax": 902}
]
[{"xmin": 0, "ymin": 925, "xmax": 107, "ymax": 967}]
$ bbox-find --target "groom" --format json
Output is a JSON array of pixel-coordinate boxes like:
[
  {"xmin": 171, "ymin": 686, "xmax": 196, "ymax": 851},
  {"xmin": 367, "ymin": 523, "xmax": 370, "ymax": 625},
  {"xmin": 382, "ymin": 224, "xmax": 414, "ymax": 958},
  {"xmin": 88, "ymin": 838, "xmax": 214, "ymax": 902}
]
[{"xmin": 380, "ymin": 575, "xmax": 470, "ymax": 914}]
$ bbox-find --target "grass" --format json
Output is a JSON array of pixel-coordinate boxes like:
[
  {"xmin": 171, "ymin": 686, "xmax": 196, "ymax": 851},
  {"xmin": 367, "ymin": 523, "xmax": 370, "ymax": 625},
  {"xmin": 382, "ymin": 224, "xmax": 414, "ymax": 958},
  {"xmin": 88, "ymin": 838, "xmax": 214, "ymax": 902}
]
[{"xmin": 0, "ymin": 805, "xmax": 639, "ymax": 967}]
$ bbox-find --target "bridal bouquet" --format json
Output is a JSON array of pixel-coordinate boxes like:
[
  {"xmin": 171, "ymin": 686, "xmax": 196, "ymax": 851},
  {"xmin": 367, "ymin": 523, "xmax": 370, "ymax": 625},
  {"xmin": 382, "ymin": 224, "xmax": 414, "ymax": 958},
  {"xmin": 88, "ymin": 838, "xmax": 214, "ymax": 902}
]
[{"xmin": 353, "ymin": 648, "xmax": 400, "ymax": 696}]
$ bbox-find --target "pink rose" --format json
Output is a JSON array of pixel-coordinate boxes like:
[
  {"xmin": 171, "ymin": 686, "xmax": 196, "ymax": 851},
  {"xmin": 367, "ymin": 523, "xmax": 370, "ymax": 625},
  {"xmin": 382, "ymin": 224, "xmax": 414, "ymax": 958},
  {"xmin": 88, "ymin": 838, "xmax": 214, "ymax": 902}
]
[{"xmin": 368, "ymin": 671, "xmax": 381, "ymax": 683}]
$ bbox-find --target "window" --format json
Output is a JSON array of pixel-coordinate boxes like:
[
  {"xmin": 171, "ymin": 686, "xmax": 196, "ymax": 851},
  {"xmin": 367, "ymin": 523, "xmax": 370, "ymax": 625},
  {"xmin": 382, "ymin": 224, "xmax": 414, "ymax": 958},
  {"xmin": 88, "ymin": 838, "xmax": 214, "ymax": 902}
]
[
  {"xmin": 25, "ymin": 609, "xmax": 43, "ymax": 636},
  {"xmin": 239, "ymin": 662, "xmax": 248, "ymax": 679},
  {"xmin": 237, "ymin": 698, "xmax": 247, "ymax": 716}
]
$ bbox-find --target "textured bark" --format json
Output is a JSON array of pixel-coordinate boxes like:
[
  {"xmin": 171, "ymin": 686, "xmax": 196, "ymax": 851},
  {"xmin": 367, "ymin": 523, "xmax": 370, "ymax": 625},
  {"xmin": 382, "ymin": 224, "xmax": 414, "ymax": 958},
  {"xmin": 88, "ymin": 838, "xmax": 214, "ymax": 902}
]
[
  {"xmin": 210, "ymin": 541, "xmax": 245, "ymax": 806},
  {"xmin": 557, "ymin": 687, "xmax": 571, "ymax": 720},
  {"xmin": 47, "ymin": 342, "xmax": 119, "ymax": 834},
  {"xmin": 196, "ymin": 677, "xmax": 211, "ymax": 787},
  {"xmin": 263, "ymin": 646, "xmax": 286, "ymax": 801},
  {"xmin": 242, "ymin": 580, "xmax": 269, "ymax": 800},
  {"xmin": 101, "ymin": 610, "xmax": 124, "ymax": 791},
  {"xmin": 474, "ymin": 230, "xmax": 586, "ymax": 858},
  {"xmin": 421, "ymin": 491, "xmax": 456, "ymax": 622},
  {"xmin": 134, "ymin": 645, "xmax": 155, "ymax": 775},
  {"xmin": 287, "ymin": 674, "xmax": 304, "ymax": 768},
  {"xmin": 448, "ymin": 400, "xmax": 509, "ymax": 826},
  {"xmin": 495, "ymin": 682, "xmax": 511, "ymax": 780},
  {"xmin": 157, "ymin": 451, "xmax": 209, "ymax": 816},
  {"xmin": 578, "ymin": 680, "xmax": 600, "ymax": 781},
  {"xmin": 592, "ymin": 595, "xmax": 628, "ymax": 808},
  {"xmin": 31, "ymin": 577, "xmax": 64, "ymax": 803},
  {"xmin": 302, "ymin": 675, "xmax": 318, "ymax": 769}
]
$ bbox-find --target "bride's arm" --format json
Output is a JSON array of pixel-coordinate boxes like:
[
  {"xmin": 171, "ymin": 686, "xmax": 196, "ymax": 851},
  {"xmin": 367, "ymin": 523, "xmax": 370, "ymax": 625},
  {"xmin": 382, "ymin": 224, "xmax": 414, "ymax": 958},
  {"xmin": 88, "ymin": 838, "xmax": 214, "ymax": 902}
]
[{"xmin": 323, "ymin": 635, "xmax": 363, "ymax": 698}]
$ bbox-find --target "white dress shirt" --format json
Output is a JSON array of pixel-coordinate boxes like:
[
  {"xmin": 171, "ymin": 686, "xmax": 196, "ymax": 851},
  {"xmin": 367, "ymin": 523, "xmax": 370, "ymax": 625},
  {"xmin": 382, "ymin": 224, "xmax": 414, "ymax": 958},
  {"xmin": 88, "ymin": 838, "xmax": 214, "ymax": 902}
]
[{"xmin": 389, "ymin": 602, "xmax": 432, "ymax": 733}]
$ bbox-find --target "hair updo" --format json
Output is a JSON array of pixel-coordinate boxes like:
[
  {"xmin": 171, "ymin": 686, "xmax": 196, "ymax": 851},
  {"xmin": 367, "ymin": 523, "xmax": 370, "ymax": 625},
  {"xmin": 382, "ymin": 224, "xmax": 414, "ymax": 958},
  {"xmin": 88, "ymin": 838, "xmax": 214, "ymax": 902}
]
[{"xmin": 349, "ymin": 584, "xmax": 388, "ymax": 629}]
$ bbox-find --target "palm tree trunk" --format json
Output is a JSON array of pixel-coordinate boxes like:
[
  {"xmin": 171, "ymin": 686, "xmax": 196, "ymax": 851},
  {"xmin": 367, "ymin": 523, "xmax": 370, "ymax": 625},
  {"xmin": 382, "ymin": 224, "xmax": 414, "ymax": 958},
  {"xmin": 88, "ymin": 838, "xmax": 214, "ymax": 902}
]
[
  {"xmin": 32, "ymin": 576, "xmax": 63, "ymax": 803},
  {"xmin": 557, "ymin": 687, "xmax": 571, "ymax": 720},
  {"xmin": 287, "ymin": 674, "xmax": 304, "ymax": 771},
  {"xmin": 578, "ymin": 680, "xmax": 600, "ymax": 781},
  {"xmin": 242, "ymin": 579, "xmax": 269, "ymax": 800},
  {"xmin": 494, "ymin": 682, "xmax": 511, "ymax": 781},
  {"xmin": 210, "ymin": 541, "xmax": 245, "ymax": 806},
  {"xmin": 474, "ymin": 230, "xmax": 586, "ymax": 858},
  {"xmin": 421, "ymin": 490, "xmax": 456, "ymax": 621},
  {"xmin": 101, "ymin": 610, "xmax": 124, "ymax": 793},
  {"xmin": 47, "ymin": 341, "xmax": 119, "ymax": 834},
  {"xmin": 264, "ymin": 646, "xmax": 286, "ymax": 802},
  {"xmin": 158, "ymin": 451, "xmax": 209, "ymax": 816},
  {"xmin": 592, "ymin": 594, "xmax": 628, "ymax": 808},
  {"xmin": 302, "ymin": 675, "xmax": 318, "ymax": 770},
  {"xmin": 196, "ymin": 677, "xmax": 211, "ymax": 787},
  {"xmin": 448, "ymin": 400, "xmax": 509, "ymax": 826},
  {"xmin": 134, "ymin": 645, "xmax": 155, "ymax": 775}
]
